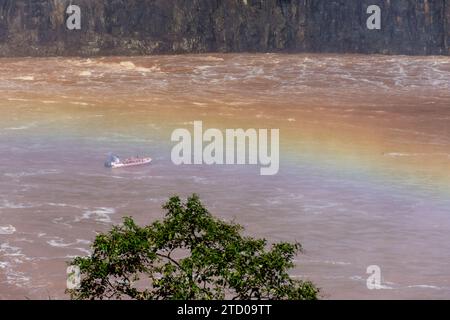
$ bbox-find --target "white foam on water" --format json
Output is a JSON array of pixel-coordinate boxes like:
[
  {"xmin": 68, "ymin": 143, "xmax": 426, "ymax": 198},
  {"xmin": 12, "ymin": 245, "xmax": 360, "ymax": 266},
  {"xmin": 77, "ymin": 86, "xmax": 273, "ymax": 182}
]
[
  {"xmin": 13, "ymin": 76, "xmax": 34, "ymax": 81},
  {"xmin": 76, "ymin": 207, "xmax": 116, "ymax": 223},
  {"xmin": 302, "ymin": 201, "xmax": 342, "ymax": 214},
  {"xmin": 108, "ymin": 61, "xmax": 161, "ymax": 73},
  {"xmin": 110, "ymin": 175, "xmax": 126, "ymax": 179},
  {"xmin": 192, "ymin": 176, "xmax": 213, "ymax": 185},
  {"xmin": 70, "ymin": 101, "xmax": 90, "ymax": 106},
  {"xmin": 4, "ymin": 169, "xmax": 61, "ymax": 178},
  {"xmin": 74, "ymin": 247, "xmax": 91, "ymax": 255},
  {"xmin": 195, "ymin": 65, "xmax": 214, "ymax": 71},
  {"xmin": 302, "ymin": 259, "xmax": 351, "ymax": 266},
  {"xmin": 4, "ymin": 269, "xmax": 31, "ymax": 287},
  {"xmin": 0, "ymin": 243, "xmax": 24, "ymax": 258},
  {"xmin": 224, "ymin": 101, "xmax": 253, "ymax": 106},
  {"xmin": 47, "ymin": 202, "xmax": 85, "ymax": 210},
  {"xmin": 322, "ymin": 260, "xmax": 352, "ymax": 266},
  {"xmin": 79, "ymin": 70, "xmax": 92, "ymax": 77},
  {"xmin": 265, "ymin": 198, "xmax": 282, "ymax": 205},
  {"xmin": 47, "ymin": 238, "xmax": 91, "ymax": 248},
  {"xmin": 0, "ymin": 243, "xmax": 32, "ymax": 287},
  {"xmin": 51, "ymin": 217, "xmax": 74, "ymax": 228},
  {"xmin": 119, "ymin": 61, "xmax": 137, "ymax": 69},
  {"xmin": 3, "ymin": 125, "xmax": 34, "ymax": 131},
  {"xmin": 407, "ymin": 284, "xmax": 443, "ymax": 290},
  {"xmin": 0, "ymin": 200, "xmax": 33, "ymax": 209},
  {"xmin": 0, "ymin": 225, "xmax": 16, "ymax": 235},
  {"xmin": 146, "ymin": 197, "xmax": 168, "ymax": 204},
  {"xmin": 7, "ymin": 98, "xmax": 30, "ymax": 102},
  {"xmin": 202, "ymin": 56, "xmax": 225, "ymax": 62},
  {"xmin": 384, "ymin": 153, "xmax": 415, "ymax": 157},
  {"xmin": 384, "ymin": 152, "xmax": 450, "ymax": 158}
]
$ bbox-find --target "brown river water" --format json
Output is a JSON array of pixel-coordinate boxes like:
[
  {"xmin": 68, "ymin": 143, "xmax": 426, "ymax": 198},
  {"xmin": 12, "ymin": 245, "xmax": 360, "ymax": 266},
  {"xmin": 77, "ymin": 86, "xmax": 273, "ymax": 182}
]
[{"xmin": 0, "ymin": 54, "xmax": 450, "ymax": 299}]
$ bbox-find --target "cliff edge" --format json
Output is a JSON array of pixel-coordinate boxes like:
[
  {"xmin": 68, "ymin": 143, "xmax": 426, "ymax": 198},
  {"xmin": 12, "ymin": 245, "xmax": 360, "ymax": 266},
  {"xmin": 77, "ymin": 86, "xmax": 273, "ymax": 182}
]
[{"xmin": 0, "ymin": 0, "xmax": 449, "ymax": 56}]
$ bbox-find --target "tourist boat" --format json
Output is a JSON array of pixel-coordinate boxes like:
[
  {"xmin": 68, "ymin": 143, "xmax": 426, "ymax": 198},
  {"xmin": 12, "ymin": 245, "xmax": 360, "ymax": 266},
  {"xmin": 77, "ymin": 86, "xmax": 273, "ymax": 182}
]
[{"xmin": 105, "ymin": 154, "xmax": 152, "ymax": 169}]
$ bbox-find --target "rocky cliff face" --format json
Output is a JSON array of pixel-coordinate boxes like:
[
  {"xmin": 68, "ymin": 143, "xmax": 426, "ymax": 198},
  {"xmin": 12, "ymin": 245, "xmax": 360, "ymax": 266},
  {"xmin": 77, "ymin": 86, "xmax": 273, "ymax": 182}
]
[{"xmin": 0, "ymin": 0, "xmax": 449, "ymax": 56}]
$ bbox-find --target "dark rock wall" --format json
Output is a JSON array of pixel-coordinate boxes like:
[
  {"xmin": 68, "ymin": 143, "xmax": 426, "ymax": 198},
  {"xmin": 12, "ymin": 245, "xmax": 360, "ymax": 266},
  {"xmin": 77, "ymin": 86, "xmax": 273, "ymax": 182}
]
[{"xmin": 0, "ymin": 0, "xmax": 449, "ymax": 56}]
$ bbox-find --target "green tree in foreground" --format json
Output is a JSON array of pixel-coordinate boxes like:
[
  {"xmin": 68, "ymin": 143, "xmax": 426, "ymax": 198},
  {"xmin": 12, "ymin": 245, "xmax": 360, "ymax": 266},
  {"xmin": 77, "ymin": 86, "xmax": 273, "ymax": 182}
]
[{"xmin": 67, "ymin": 194, "xmax": 319, "ymax": 300}]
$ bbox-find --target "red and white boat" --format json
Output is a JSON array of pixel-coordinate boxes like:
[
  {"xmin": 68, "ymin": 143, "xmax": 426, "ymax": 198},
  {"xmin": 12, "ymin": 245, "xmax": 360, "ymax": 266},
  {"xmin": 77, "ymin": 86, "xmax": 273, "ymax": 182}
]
[{"xmin": 105, "ymin": 154, "xmax": 152, "ymax": 169}]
